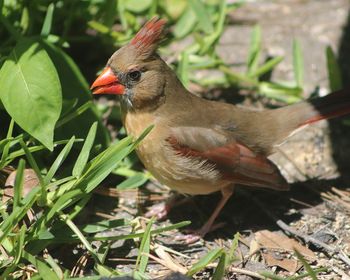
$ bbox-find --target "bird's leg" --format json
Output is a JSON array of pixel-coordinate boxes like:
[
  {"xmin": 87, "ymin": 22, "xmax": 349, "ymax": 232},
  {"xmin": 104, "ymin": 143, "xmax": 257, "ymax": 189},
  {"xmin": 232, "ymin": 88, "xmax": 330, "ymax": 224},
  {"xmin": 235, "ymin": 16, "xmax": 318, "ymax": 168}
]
[
  {"xmin": 145, "ymin": 192, "xmax": 189, "ymax": 220},
  {"xmin": 176, "ymin": 185, "xmax": 235, "ymax": 244}
]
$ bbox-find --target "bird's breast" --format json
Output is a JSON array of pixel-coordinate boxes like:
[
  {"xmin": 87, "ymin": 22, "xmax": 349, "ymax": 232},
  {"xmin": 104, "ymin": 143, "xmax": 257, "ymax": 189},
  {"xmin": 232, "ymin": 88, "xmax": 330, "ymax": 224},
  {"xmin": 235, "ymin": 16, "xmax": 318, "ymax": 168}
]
[{"xmin": 123, "ymin": 112, "xmax": 229, "ymax": 195}]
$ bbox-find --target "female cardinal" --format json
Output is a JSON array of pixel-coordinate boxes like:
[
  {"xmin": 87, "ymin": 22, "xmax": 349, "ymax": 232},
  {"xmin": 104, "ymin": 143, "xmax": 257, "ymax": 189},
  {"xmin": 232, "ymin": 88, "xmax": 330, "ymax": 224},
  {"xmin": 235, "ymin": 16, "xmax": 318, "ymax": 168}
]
[{"xmin": 91, "ymin": 17, "xmax": 350, "ymax": 243}]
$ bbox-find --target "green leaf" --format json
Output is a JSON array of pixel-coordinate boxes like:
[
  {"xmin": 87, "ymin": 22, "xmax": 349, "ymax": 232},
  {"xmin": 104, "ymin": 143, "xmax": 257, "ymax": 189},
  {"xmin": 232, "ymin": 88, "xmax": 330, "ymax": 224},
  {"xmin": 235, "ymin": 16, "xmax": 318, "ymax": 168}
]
[
  {"xmin": 41, "ymin": 3, "xmax": 55, "ymax": 36},
  {"xmin": 117, "ymin": 173, "xmax": 148, "ymax": 190},
  {"xmin": 293, "ymin": 39, "xmax": 304, "ymax": 88},
  {"xmin": 294, "ymin": 249, "xmax": 318, "ymax": 280},
  {"xmin": 259, "ymin": 82, "xmax": 302, "ymax": 103},
  {"xmin": 0, "ymin": 118, "xmax": 15, "ymax": 168},
  {"xmin": 228, "ymin": 232, "xmax": 240, "ymax": 262},
  {"xmin": 74, "ymin": 137, "xmax": 133, "ymax": 194},
  {"xmin": 124, "ymin": 0, "xmax": 152, "ymax": 13},
  {"xmin": 41, "ymin": 40, "xmax": 109, "ymax": 147},
  {"xmin": 187, "ymin": 248, "xmax": 223, "ymax": 276},
  {"xmin": 13, "ymin": 159, "xmax": 25, "ymax": 208},
  {"xmin": 188, "ymin": 0, "xmax": 214, "ymax": 34},
  {"xmin": 178, "ymin": 51, "xmax": 190, "ymax": 87},
  {"xmin": 254, "ymin": 56, "xmax": 283, "ymax": 78},
  {"xmin": 135, "ymin": 217, "xmax": 154, "ymax": 274},
  {"xmin": 247, "ymin": 25, "xmax": 261, "ymax": 76},
  {"xmin": 0, "ymin": 38, "xmax": 62, "ymax": 150},
  {"xmin": 173, "ymin": 8, "xmax": 197, "ymax": 38},
  {"xmin": 0, "ymin": 186, "xmax": 41, "ymax": 244},
  {"xmin": 23, "ymin": 251, "xmax": 60, "ymax": 280},
  {"xmin": 212, "ymin": 252, "xmax": 226, "ymax": 280},
  {"xmin": 44, "ymin": 136, "xmax": 75, "ymax": 184},
  {"xmin": 72, "ymin": 122, "xmax": 97, "ymax": 177},
  {"xmin": 82, "ymin": 219, "xmax": 126, "ymax": 234},
  {"xmin": 326, "ymin": 46, "xmax": 342, "ymax": 91},
  {"xmin": 61, "ymin": 214, "xmax": 101, "ymax": 263}
]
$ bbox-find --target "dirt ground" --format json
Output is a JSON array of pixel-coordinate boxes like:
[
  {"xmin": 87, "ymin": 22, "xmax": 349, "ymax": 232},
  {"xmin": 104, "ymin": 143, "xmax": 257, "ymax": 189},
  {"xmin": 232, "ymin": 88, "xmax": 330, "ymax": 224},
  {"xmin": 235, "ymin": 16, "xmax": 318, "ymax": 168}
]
[{"xmin": 90, "ymin": 1, "xmax": 350, "ymax": 279}]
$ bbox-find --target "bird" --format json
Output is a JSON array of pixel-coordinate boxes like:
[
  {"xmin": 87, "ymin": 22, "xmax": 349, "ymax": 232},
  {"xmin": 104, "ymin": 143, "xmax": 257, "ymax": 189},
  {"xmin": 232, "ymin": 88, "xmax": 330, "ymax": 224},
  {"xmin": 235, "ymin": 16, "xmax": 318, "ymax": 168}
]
[{"xmin": 91, "ymin": 17, "xmax": 350, "ymax": 243}]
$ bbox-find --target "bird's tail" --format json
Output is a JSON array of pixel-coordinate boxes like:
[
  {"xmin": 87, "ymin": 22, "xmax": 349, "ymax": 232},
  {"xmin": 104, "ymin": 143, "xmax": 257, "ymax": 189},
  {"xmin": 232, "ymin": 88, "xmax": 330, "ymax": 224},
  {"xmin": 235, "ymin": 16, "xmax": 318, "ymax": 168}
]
[{"xmin": 272, "ymin": 87, "xmax": 350, "ymax": 142}]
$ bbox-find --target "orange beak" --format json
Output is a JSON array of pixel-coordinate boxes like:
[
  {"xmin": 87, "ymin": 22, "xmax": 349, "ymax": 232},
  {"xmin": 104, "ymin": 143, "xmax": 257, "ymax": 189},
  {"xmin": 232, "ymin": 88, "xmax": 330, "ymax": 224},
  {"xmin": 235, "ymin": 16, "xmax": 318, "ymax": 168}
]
[{"xmin": 90, "ymin": 67, "xmax": 125, "ymax": 95}]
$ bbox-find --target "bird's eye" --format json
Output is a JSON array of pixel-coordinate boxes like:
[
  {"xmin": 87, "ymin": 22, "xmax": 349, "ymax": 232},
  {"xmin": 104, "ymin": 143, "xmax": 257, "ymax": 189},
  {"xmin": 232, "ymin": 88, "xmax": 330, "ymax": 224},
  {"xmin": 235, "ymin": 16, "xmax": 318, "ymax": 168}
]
[{"xmin": 128, "ymin": 70, "xmax": 141, "ymax": 82}]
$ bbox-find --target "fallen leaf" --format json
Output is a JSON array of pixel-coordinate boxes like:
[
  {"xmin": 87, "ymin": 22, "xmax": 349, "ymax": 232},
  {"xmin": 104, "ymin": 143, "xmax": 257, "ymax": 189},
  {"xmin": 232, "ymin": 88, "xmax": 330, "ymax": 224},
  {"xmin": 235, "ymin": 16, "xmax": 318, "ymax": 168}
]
[
  {"xmin": 262, "ymin": 252, "xmax": 301, "ymax": 273},
  {"xmin": 3, "ymin": 169, "xmax": 39, "ymax": 202},
  {"xmin": 255, "ymin": 230, "xmax": 316, "ymax": 261}
]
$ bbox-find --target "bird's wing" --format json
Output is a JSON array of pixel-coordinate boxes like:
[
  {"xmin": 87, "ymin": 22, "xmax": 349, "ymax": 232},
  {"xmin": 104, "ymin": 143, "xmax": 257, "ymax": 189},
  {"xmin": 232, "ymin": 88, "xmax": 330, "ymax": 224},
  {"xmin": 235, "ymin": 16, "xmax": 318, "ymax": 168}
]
[{"xmin": 167, "ymin": 126, "xmax": 289, "ymax": 191}]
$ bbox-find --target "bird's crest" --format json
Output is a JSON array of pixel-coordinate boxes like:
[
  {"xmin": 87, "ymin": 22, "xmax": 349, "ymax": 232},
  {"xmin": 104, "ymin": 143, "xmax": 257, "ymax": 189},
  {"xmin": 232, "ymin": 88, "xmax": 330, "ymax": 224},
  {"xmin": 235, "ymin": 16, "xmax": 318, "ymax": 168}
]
[{"xmin": 129, "ymin": 17, "xmax": 166, "ymax": 58}]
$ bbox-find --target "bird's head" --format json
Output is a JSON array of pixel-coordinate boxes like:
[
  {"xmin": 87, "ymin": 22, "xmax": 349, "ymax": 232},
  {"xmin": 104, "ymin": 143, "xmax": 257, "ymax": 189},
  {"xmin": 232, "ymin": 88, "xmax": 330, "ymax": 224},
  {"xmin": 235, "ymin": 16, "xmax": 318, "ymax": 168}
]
[{"xmin": 91, "ymin": 17, "xmax": 170, "ymax": 111}]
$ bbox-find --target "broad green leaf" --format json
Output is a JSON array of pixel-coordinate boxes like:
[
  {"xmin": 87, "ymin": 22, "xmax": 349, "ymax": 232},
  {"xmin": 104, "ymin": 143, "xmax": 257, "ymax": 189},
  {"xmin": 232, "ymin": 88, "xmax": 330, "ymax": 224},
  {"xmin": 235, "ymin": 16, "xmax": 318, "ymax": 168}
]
[
  {"xmin": 125, "ymin": 0, "xmax": 152, "ymax": 13},
  {"xmin": 173, "ymin": 8, "xmax": 197, "ymax": 38},
  {"xmin": 326, "ymin": 46, "xmax": 342, "ymax": 91},
  {"xmin": 293, "ymin": 39, "xmax": 304, "ymax": 88},
  {"xmin": 0, "ymin": 38, "xmax": 62, "ymax": 150},
  {"xmin": 188, "ymin": 0, "xmax": 214, "ymax": 34},
  {"xmin": 41, "ymin": 40, "xmax": 109, "ymax": 147}
]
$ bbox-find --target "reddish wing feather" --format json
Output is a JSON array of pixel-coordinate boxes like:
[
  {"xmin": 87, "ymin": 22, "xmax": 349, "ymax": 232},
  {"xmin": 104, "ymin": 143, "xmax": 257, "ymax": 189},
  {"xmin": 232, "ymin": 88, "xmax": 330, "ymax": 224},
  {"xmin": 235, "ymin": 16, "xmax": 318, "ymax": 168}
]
[{"xmin": 167, "ymin": 135, "xmax": 289, "ymax": 191}]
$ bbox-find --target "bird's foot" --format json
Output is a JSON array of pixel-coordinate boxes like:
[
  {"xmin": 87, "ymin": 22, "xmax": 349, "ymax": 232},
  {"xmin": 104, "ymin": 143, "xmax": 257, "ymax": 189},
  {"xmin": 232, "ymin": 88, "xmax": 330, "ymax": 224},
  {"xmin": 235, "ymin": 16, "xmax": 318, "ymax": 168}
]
[
  {"xmin": 145, "ymin": 194, "xmax": 189, "ymax": 220},
  {"xmin": 175, "ymin": 222, "xmax": 226, "ymax": 244},
  {"xmin": 144, "ymin": 202, "xmax": 169, "ymax": 220}
]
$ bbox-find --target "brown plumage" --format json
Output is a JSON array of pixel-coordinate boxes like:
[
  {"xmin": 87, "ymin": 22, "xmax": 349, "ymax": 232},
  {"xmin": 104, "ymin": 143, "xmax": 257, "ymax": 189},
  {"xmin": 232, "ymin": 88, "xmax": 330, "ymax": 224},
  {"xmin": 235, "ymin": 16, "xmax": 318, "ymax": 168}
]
[{"xmin": 91, "ymin": 17, "xmax": 350, "ymax": 242}]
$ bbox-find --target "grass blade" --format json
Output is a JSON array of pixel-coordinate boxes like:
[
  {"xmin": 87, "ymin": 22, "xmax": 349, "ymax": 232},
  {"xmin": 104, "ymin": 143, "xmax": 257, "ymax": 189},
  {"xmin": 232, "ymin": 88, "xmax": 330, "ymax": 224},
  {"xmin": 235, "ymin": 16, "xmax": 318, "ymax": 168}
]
[
  {"xmin": 135, "ymin": 217, "xmax": 155, "ymax": 274},
  {"xmin": 254, "ymin": 56, "xmax": 283, "ymax": 78},
  {"xmin": 212, "ymin": 251, "xmax": 226, "ymax": 280},
  {"xmin": 23, "ymin": 251, "xmax": 60, "ymax": 280},
  {"xmin": 0, "ymin": 186, "xmax": 41, "ymax": 244},
  {"xmin": 0, "ymin": 118, "xmax": 15, "ymax": 166},
  {"xmin": 247, "ymin": 25, "xmax": 261, "ymax": 76},
  {"xmin": 41, "ymin": 3, "xmax": 55, "ymax": 36},
  {"xmin": 72, "ymin": 122, "xmax": 97, "ymax": 177},
  {"xmin": 228, "ymin": 232, "xmax": 240, "ymax": 262},
  {"xmin": 326, "ymin": 46, "xmax": 342, "ymax": 91},
  {"xmin": 19, "ymin": 139, "xmax": 44, "ymax": 187},
  {"xmin": 44, "ymin": 136, "xmax": 75, "ymax": 184},
  {"xmin": 55, "ymin": 101, "xmax": 92, "ymax": 129},
  {"xmin": 187, "ymin": 248, "xmax": 223, "ymax": 276},
  {"xmin": 61, "ymin": 213, "xmax": 101, "ymax": 263},
  {"xmin": 13, "ymin": 159, "xmax": 25, "ymax": 208},
  {"xmin": 293, "ymin": 39, "xmax": 304, "ymax": 88},
  {"xmin": 294, "ymin": 249, "xmax": 318, "ymax": 280}
]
